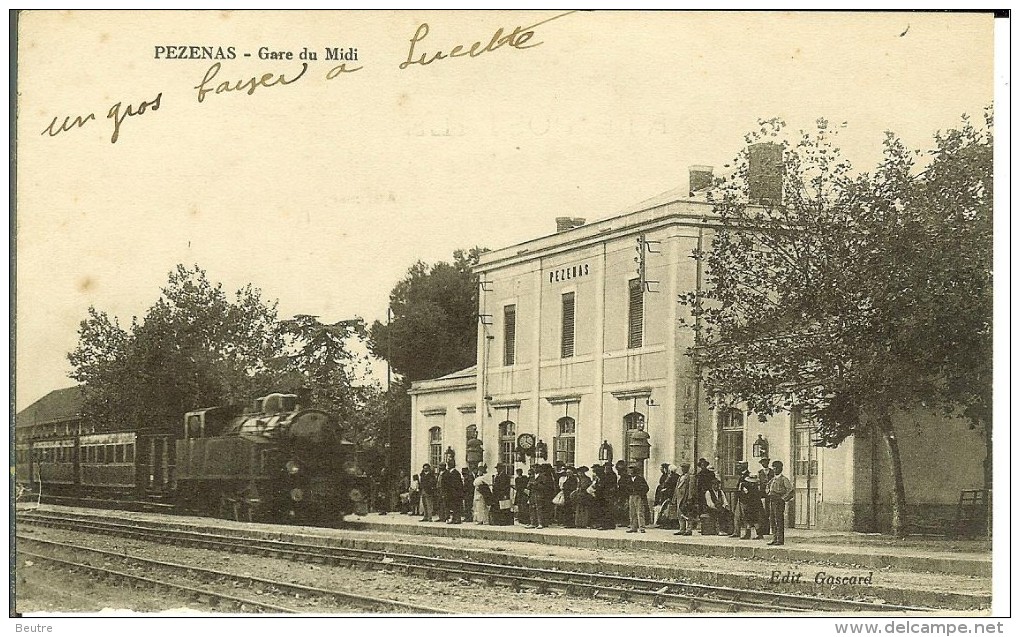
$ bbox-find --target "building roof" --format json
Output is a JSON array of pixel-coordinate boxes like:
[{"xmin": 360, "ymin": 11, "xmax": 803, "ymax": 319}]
[
  {"xmin": 408, "ymin": 366, "xmax": 478, "ymax": 395},
  {"xmin": 16, "ymin": 386, "xmax": 84, "ymax": 428}
]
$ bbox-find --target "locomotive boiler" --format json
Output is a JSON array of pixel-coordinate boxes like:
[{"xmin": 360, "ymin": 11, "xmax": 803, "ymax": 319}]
[{"xmin": 174, "ymin": 392, "xmax": 366, "ymax": 523}]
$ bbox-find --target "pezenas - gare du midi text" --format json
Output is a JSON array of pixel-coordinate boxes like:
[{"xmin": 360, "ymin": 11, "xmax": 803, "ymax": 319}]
[{"xmin": 154, "ymin": 45, "xmax": 358, "ymax": 62}]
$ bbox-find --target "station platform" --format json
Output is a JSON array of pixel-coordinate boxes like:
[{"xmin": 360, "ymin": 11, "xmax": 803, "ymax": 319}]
[
  {"xmin": 346, "ymin": 511, "xmax": 992, "ymax": 578},
  {"xmin": 17, "ymin": 504, "xmax": 992, "ymax": 610}
]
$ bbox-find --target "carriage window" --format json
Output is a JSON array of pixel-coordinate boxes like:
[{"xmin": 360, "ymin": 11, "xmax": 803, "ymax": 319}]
[
  {"xmin": 125, "ymin": 443, "xmax": 135, "ymax": 463},
  {"xmin": 106, "ymin": 445, "xmax": 115, "ymax": 464},
  {"xmin": 115, "ymin": 445, "xmax": 125, "ymax": 463}
]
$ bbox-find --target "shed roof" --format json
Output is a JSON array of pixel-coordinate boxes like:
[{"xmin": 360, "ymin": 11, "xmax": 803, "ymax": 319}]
[{"xmin": 16, "ymin": 386, "xmax": 84, "ymax": 429}]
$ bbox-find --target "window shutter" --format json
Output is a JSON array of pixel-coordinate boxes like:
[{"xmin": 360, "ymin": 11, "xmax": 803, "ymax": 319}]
[
  {"xmin": 503, "ymin": 305, "xmax": 516, "ymax": 365},
  {"xmin": 627, "ymin": 278, "xmax": 644, "ymax": 348},
  {"xmin": 561, "ymin": 292, "xmax": 575, "ymax": 358}
]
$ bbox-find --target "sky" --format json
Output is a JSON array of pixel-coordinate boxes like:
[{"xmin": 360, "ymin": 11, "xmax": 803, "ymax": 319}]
[{"xmin": 14, "ymin": 10, "xmax": 995, "ymax": 408}]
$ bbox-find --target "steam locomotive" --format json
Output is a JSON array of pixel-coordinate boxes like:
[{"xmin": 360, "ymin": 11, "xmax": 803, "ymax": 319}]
[{"xmin": 14, "ymin": 392, "xmax": 369, "ymax": 524}]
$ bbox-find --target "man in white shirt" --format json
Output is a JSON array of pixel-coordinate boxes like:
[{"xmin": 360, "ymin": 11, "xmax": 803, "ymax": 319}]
[{"xmin": 765, "ymin": 460, "xmax": 794, "ymax": 546}]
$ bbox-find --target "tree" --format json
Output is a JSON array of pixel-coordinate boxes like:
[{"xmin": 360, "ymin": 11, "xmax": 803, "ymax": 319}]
[
  {"xmin": 279, "ymin": 314, "xmax": 377, "ymax": 442},
  {"xmin": 367, "ymin": 247, "xmax": 487, "ymax": 483},
  {"xmin": 368, "ymin": 247, "xmax": 488, "ymax": 383},
  {"xmin": 69, "ymin": 265, "xmax": 285, "ymax": 431},
  {"xmin": 66, "ymin": 307, "xmax": 130, "ymax": 428},
  {"xmin": 681, "ymin": 115, "xmax": 992, "ymax": 536}
]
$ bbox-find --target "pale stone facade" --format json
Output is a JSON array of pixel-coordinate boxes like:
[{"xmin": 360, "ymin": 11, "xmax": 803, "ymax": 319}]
[{"xmin": 408, "ymin": 191, "xmax": 986, "ymax": 533}]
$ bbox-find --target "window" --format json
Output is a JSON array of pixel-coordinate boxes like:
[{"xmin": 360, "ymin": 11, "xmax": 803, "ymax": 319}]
[
  {"xmin": 554, "ymin": 417, "xmax": 576, "ymax": 466},
  {"xmin": 718, "ymin": 408, "xmax": 744, "ymax": 479},
  {"xmin": 623, "ymin": 412, "xmax": 645, "ymax": 465},
  {"xmin": 115, "ymin": 444, "xmax": 125, "ymax": 463},
  {"xmin": 465, "ymin": 424, "xmax": 478, "ymax": 443},
  {"xmin": 429, "ymin": 427, "xmax": 443, "ymax": 468},
  {"xmin": 627, "ymin": 278, "xmax": 644, "ymax": 349},
  {"xmin": 792, "ymin": 408, "xmax": 818, "ymax": 477},
  {"xmin": 503, "ymin": 304, "xmax": 517, "ymax": 366},
  {"xmin": 561, "ymin": 292, "xmax": 575, "ymax": 358},
  {"xmin": 498, "ymin": 421, "xmax": 516, "ymax": 469},
  {"xmin": 125, "ymin": 443, "xmax": 135, "ymax": 463}
]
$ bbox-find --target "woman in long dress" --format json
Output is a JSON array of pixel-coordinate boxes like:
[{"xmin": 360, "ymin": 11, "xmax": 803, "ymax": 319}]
[{"xmin": 473, "ymin": 474, "xmax": 492, "ymax": 524}]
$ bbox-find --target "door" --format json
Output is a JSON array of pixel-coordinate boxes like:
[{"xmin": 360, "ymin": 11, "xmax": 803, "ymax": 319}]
[{"xmin": 791, "ymin": 411, "xmax": 818, "ymax": 528}]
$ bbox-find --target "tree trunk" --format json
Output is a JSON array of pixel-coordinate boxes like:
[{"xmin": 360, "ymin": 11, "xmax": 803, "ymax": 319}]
[{"xmin": 877, "ymin": 413, "xmax": 908, "ymax": 538}]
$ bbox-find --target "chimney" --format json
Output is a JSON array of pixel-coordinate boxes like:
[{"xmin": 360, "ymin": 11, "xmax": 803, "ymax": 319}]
[
  {"xmin": 688, "ymin": 165, "xmax": 714, "ymax": 196},
  {"xmin": 747, "ymin": 142, "xmax": 784, "ymax": 205},
  {"xmin": 555, "ymin": 217, "xmax": 586, "ymax": 233}
]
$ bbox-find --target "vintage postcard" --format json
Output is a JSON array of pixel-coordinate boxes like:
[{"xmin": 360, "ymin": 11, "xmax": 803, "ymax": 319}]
[{"xmin": 12, "ymin": 9, "xmax": 1003, "ymax": 625}]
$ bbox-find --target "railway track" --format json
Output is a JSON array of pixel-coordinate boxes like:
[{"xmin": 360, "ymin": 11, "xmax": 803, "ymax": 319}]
[
  {"xmin": 16, "ymin": 535, "xmax": 451, "ymax": 614},
  {"xmin": 17, "ymin": 510, "xmax": 936, "ymax": 614}
]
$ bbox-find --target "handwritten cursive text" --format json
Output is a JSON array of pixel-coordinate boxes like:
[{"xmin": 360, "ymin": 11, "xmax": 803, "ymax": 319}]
[
  {"xmin": 41, "ymin": 112, "xmax": 96, "ymax": 139},
  {"xmin": 194, "ymin": 62, "xmax": 309, "ymax": 103},
  {"xmin": 399, "ymin": 11, "xmax": 574, "ymax": 70},
  {"xmin": 107, "ymin": 93, "xmax": 162, "ymax": 144}
]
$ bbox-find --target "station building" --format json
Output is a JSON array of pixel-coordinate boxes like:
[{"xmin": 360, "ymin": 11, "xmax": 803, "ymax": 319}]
[{"xmin": 409, "ymin": 159, "xmax": 987, "ymax": 534}]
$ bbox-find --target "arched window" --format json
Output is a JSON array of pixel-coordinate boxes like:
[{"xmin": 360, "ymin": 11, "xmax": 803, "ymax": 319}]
[
  {"xmin": 554, "ymin": 417, "xmax": 576, "ymax": 466},
  {"xmin": 623, "ymin": 412, "xmax": 645, "ymax": 465},
  {"xmin": 498, "ymin": 421, "xmax": 516, "ymax": 470},
  {"xmin": 465, "ymin": 424, "xmax": 478, "ymax": 442},
  {"xmin": 718, "ymin": 408, "xmax": 744, "ymax": 480},
  {"xmin": 428, "ymin": 426, "xmax": 443, "ymax": 468}
]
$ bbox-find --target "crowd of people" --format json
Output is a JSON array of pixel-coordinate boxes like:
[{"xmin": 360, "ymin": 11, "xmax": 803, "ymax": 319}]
[{"xmin": 394, "ymin": 457, "xmax": 796, "ymax": 544}]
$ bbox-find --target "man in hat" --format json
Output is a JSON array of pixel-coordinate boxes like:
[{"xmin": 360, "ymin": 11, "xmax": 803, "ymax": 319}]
[
  {"xmin": 695, "ymin": 458, "xmax": 714, "ymax": 516},
  {"xmin": 673, "ymin": 463, "xmax": 695, "ymax": 535},
  {"xmin": 738, "ymin": 473, "xmax": 766, "ymax": 539},
  {"xmin": 419, "ymin": 464, "xmax": 437, "ymax": 522},
  {"xmin": 766, "ymin": 460, "xmax": 794, "ymax": 545},
  {"xmin": 730, "ymin": 461, "xmax": 750, "ymax": 537},
  {"xmin": 513, "ymin": 468, "xmax": 530, "ymax": 525},
  {"xmin": 622, "ymin": 464, "xmax": 650, "ymax": 533},
  {"xmin": 490, "ymin": 463, "xmax": 514, "ymax": 526},
  {"xmin": 614, "ymin": 460, "xmax": 630, "ymax": 525},
  {"xmin": 442, "ymin": 461, "xmax": 464, "ymax": 524},
  {"xmin": 757, "ymin": 457, "xmax": 775, "ymax": 535}
]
